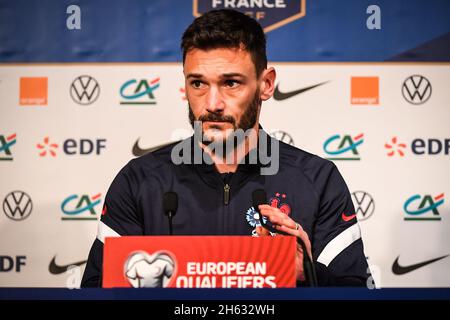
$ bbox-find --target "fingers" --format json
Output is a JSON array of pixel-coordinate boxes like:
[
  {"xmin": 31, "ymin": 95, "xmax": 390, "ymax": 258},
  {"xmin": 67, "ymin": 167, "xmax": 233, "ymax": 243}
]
[
  {"xmin": 257, "ymin": 205, "xmax": 312, "ymax": 281},
  {"xmin": 259, "ymin": 205, "xmax": 296, "ymax": 229},
  {"xmin": 255, "ymin": 226, "xmax": 270, "ymax": 237},
  {"xmin": 258, "ymin": 204, "xmax": 312, "ymax": 259},
  {"xmin": 295, "ymin": 243, "xmax": 305, "ymax": 282},
  {"xmin": 276, "ymin": 224, "xmax": 312, "ymax": 259}
]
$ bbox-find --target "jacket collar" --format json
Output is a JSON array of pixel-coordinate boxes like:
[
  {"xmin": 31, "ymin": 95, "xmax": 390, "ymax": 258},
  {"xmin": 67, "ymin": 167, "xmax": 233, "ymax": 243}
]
[{"xmin": 186, "ymin": 125, "xmax": 272, "ymax": 188}]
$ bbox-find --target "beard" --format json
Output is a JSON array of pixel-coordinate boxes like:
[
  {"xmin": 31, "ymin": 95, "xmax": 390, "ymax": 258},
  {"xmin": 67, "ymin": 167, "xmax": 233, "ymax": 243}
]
[
  {"xmin": 188, "ymin": 89, "xmax": 260, "ymax": 134},
  {"xmin": 188, "ymin": 90, "xmax": 261, "ymax": 156}
]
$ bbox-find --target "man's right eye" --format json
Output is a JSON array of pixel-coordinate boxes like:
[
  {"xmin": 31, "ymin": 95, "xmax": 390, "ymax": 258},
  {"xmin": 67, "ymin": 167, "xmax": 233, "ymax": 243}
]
[{"xmin": 190, "ymin": 80, "xmax": 204, "ymax": 89}]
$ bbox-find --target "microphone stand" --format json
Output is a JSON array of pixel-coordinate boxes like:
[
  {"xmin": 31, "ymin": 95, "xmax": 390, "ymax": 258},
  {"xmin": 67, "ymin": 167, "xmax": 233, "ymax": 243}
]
[{"xmin": 167, "ymin": 211, "xmax": 174, "ymax": 236}]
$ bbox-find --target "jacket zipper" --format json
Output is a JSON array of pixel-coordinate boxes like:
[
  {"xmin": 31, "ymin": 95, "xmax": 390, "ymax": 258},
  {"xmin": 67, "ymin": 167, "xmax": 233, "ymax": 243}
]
[{"xmin": 223, "ymin": 183, "xmax": 230, "ymax": 205}]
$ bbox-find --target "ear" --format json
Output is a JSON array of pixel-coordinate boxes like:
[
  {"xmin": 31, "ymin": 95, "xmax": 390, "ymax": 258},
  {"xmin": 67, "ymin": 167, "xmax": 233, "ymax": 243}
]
[{"xmin": 259, "ymin": 67, "xmax": 276, "ymax": 101}]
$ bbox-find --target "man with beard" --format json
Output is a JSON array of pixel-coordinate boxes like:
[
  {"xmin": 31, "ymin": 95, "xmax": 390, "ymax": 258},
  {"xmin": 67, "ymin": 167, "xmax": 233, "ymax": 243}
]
[{"xmin": 82, "ymin": 9, "xmax": 371, "ymax": 287}]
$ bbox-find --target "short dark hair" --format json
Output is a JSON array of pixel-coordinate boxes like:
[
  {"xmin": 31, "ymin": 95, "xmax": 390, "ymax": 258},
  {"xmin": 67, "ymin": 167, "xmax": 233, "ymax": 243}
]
[{"xmin": 181, "ymin": 9, "xmax": 267, "ymax": 77}]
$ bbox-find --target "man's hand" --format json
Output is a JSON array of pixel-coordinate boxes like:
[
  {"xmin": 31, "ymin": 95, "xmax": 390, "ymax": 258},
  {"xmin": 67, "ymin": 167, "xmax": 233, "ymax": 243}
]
[{"xmin": 256, "ymin": 204, "xmax": 312, "ymax": 282}]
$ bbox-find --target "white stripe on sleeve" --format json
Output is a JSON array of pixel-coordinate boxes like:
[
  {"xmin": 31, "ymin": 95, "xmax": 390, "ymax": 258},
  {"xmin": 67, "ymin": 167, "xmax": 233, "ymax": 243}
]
[
  {"xmin": 97, "ymin": 221, "xmax": 121, "ymax": 243},
  {"xmin": 317, "ymin": 223, "xmax": 361, "ymax": 267}
]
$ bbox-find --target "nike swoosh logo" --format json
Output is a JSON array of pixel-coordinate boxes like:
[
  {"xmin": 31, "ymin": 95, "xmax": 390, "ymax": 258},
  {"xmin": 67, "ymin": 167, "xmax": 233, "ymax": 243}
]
[
  {"xmin": 392, "ymin": 254, "xmax": 450, "ymax": 275},
  {"xmin": 273, "ymin": 81, "xmax": 328, "ymax": 101},
  {"xmin": 342, "ymin": 212, "xmax": 357, "ymax": 222},
  {"xmin": 49, "ymin": 256, "xmax": 87, "ymax": 275},
  {"xmin": 132, "ymin": 139, "xmax": 177, "ymax": 157}
]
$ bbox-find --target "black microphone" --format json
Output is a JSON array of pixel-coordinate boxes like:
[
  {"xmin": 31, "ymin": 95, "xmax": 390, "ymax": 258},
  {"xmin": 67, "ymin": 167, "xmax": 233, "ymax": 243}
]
[
  {"xmin": 163, "ymin": 192, "xmax": 178, "ymax": 235},
  {"xmin": 252, "ymin": 189, "xmax": 318, "ymax": 287}
]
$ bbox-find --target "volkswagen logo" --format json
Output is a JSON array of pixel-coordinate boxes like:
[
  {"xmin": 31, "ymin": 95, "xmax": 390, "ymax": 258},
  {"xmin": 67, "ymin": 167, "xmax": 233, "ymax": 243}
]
[
  {"xmin": 351, "ymin": 191, "xmax": 375, "ymax": 221},
  {"xmin": 3, "ymin": 191, "xmax": 33, "ymax": 221},
  {"xmin": 402, "ymin": 75, "xmax": 432, "ymax": 105},
  {"xmin": 70, "ymin": 75, "xmax": 100, "ymax": 105}
]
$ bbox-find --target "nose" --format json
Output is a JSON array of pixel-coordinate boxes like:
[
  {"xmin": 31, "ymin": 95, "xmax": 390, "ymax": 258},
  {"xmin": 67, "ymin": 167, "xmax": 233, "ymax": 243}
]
[{"xmin": 205, "ymin": 86, "xmax": 225, "ymax": 114}]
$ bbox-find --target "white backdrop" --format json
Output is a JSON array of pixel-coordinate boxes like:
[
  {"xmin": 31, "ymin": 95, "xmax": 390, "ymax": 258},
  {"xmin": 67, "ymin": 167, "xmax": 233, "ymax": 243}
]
[{"xmin": 0, "ymin": 63, "xmax": 449, "ymax": 287}]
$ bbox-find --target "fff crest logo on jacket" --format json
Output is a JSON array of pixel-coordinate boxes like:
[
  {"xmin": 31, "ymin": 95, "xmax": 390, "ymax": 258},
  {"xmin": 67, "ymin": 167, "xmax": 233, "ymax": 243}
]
[
  {"xmin": 324, "ymin": 133, "xmax": 364, "ymax": 161},
  {"xmin": 0, "ymin": 133, "xmax": 16, "ymax": 161},
  {"xmin": 403, "ymin": 193, "xmax": 444, "ymax": 221},
  {"xmin": 246, "ymin": 192, "xmax": 291, "ymax": 236},
  {"xmin": 120, "ymin": 77, "xmax": 160, "ymax": 105},
  {"xmin": 194, "ymin": 0, "xmax": 306, "ymax": 33},
  {"xmin": 61, "ymin": 193, "xmax": 102, "ymax": 221}
]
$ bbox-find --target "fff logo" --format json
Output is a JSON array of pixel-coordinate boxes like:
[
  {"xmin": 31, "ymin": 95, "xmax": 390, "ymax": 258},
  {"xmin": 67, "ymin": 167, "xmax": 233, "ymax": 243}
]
[
  {"xmin": 61, "ymin": 193, "xmax": 102, "ymax": 221},
  {"xmin": 404, "ymin": 193, "xmax": 444, "ymax": 221},
  {"xmin": 323, "ymin": 133, "xmax": 364, "ymax": 161}
]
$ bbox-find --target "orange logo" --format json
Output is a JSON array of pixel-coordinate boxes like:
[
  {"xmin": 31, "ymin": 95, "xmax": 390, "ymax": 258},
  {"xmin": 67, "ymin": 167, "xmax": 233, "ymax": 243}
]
[
  {"xmin": 19, "ymin": 77, "xmax": 48, "ymax": 105},
  {"xmin": 351, "ymin": 77, "xmax": 379, "ymax": 105}
]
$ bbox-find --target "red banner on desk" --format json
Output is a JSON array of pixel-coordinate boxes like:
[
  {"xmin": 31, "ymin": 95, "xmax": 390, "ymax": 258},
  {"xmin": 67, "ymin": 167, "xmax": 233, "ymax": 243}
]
[{"xmin": 103, "ymin": 236, "xmax": 296, "ymax": 288}]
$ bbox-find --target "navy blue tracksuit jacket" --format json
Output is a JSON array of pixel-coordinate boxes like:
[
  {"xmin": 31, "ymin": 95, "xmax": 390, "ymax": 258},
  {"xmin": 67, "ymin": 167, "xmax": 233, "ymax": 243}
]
[{"xmin": 82, "ymin": 130, "xmax": 370, "ymax": 287}]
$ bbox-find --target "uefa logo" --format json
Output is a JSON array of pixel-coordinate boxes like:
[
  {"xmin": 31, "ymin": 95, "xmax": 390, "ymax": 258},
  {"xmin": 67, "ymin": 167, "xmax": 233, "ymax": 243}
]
[
  {"xmin": 402, "ymin": 75, "xmax": 432, "ymax": 105},
  {"xmin": 70, "ymin": 75, "xmax": 100, "ymax": 105},
  {"xmin": 124, "ymin": 251, "xmax": 176, "ymax": 288},
  {"xmin": 2, "ymin": 191, "xmax": 33, "ymax": 221}
]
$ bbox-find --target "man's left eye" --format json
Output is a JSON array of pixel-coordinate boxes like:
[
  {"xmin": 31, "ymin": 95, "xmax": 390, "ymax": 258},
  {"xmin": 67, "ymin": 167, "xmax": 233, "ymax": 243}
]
[{"xmin": 224, "ymin": 80, "xmax": 240, "ymax": 88}]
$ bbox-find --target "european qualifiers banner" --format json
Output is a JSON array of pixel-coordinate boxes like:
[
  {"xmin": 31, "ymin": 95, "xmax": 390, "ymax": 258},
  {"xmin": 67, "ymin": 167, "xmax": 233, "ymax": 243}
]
[{"xmin": 103, "ymin": 236, "xmax": 297, "ymax": 288}]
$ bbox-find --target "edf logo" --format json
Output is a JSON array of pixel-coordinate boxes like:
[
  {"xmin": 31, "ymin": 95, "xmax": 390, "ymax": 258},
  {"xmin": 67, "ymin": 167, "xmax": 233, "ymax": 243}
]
[
  {"xmin": 36, "ymin": 137, "xmax": 106, "ymax": 157},
  {"xmin": 412, "ymin": 139, "xmax": 450, "ymax": 155},
  {"xmin": 404, "ymin": 193, "xmax": 444, "ymax": 221},
  {"xmin": 385, "ymin": 137, "xmax": 450, "ymax": 157},
  {"xmin": 0, "ymin": 256, "xmax": 26, "ymax": 272},
  {"xmin": 63, "ymin": 139, "xmax": 106, "ymax": 155},
  {"xmin": 324, "ymin": 133, "xmax": 364, "ymax": 161},
  {"xmin": 61, "ymin": 193, "xmax": 102, "ymax": 221}
]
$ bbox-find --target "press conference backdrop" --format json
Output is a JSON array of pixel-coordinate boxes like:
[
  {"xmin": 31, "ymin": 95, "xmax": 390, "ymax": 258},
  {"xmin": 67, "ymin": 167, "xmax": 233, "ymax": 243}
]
[{"xmin": 0, "ymin": 0, "xmax": 449, "ymax": 288}]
